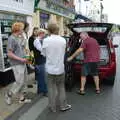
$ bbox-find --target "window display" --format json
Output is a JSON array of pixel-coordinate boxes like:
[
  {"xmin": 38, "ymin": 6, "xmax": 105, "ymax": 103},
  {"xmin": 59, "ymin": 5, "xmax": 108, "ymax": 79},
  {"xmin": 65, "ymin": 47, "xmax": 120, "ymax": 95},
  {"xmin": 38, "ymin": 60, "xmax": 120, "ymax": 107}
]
[
  {"xmin": 0, "ymin": 19, "xmax": 12, "ymax": 71},
  {"xmin": 40, "ymin": 12, "xmax": 49, "ymax": 29}
]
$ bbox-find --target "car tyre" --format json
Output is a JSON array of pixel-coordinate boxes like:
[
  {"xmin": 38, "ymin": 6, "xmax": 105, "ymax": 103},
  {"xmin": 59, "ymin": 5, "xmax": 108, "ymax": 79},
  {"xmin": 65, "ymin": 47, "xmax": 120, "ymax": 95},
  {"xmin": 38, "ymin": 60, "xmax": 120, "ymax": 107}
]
[{"xmin": 105, "ymin": 75, "xmax": 115, "ymax": 86}]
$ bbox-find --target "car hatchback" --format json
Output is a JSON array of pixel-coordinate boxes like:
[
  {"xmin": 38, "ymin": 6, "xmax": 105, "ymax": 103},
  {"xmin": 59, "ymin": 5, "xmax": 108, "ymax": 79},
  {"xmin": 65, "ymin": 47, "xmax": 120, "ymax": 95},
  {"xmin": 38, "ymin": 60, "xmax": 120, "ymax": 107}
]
[{"xmin": 65, "ymin": 22, "xmax": 118, "ymax": 90}]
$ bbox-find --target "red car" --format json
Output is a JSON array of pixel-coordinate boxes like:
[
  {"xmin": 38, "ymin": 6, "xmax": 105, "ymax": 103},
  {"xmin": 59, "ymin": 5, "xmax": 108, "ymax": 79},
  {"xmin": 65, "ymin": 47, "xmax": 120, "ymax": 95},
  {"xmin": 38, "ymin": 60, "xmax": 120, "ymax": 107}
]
[{"xmin": 65, "ymin": 23, "xmax": 118, "ymax": 90}]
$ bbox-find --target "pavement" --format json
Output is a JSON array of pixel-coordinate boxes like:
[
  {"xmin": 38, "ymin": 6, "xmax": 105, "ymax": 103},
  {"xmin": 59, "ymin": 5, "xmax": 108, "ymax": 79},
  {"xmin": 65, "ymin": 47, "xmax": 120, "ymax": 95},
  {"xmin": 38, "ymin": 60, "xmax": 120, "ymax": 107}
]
[{"xmin": 0, "ymin": 72, "xmax": 42, "ymax": 120}]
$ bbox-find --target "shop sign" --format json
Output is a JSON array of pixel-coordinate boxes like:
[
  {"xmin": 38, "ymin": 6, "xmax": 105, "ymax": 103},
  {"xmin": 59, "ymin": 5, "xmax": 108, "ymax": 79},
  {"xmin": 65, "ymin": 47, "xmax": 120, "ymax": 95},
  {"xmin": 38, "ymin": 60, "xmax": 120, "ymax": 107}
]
[
  {"xmin": 0, "ymin": 13, "xmax": 26, "ymax": 21},
  {"xmin": 0, "ymin": 0, "xmax": 34, "ymax": 15},
  {"xmin": 38, "ymin": 0, "xmax": 75, "ymax": 19},
  {"xmin": 13, "ymin": 0, "xmax": 23, "ymax": 3}
]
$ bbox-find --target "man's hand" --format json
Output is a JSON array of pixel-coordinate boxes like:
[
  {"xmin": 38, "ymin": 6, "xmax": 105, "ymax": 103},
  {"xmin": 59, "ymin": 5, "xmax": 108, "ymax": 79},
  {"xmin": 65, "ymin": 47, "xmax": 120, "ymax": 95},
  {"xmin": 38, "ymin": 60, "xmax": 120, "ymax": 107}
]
[
  {"xmin": 67, "ymin": 56, "xmax": 73, "ymax": 62},
  {"xmin": 20, "ymin": 58, "xmax": 29, "ymax": 63},
  {"xmin": 67, "ymin": 48, "xmax": 83, "ymax": 62}
]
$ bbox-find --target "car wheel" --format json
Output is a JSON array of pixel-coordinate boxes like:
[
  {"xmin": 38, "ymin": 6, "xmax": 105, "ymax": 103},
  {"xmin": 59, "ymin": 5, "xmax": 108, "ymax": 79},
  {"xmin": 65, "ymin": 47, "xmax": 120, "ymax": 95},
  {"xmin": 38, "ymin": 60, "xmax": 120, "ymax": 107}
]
[{"xmin": 105, "ymin": 75, "xmax": 116, "ymax": 86}]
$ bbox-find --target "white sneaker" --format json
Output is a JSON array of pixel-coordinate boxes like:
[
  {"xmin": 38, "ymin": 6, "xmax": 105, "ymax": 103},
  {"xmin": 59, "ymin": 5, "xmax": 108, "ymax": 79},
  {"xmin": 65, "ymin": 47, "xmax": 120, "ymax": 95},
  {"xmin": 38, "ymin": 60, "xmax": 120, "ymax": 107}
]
[
  {"xmin": 5, "ymin": 92, "xmax": 12, "ymax": 105},
  {"xmin": 60, "ymin": 104, "xmax": 72, "ymax": 111},
  {"xmin": 19, "ymin": 98, "xmax": 31, "ymax": 104}
]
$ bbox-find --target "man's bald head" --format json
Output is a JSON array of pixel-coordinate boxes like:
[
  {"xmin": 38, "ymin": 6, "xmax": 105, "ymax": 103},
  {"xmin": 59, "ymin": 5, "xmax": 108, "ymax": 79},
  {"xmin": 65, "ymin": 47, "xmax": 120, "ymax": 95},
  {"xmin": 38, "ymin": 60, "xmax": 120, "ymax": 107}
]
[{"xmin": 80, "ymin": 32, "xmax": 89, "ymax": 40}]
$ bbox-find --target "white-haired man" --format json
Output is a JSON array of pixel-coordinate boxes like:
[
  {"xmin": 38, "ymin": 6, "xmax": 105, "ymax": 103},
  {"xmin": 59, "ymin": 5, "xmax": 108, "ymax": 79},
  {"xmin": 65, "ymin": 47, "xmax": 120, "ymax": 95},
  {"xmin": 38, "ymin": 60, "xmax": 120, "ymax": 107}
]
[
  {"xmin": 67, "ymin": 32, "xmax": 100, "ymax": 95},
  {"xmin": 33, "ymin": 28, "xmax": 48, "ymax": 96}
]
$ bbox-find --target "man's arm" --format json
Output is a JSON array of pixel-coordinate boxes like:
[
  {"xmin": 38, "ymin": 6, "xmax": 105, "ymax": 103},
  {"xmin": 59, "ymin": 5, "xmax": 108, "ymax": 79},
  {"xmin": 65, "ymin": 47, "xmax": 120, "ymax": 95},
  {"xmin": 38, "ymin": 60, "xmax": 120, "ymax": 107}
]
[
  {"xmin": 33, "ymin": 38, "xmax": 42, "ymax": 52},
  {"xmin": 7, "ymin": 50, "xmax": 28, "ymax": 63},
  {"xmin": 41, "ymin": 39, "xmax": 48, "ymax": 57},
  {"xmin": 67, "ymin": 47, "xmax": 83, "ymax": 62}
]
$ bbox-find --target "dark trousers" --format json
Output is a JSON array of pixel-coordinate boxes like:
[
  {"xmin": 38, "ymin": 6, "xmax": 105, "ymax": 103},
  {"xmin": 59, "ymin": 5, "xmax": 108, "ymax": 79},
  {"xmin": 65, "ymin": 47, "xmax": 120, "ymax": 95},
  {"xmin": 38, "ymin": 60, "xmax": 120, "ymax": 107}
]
[{"xmin": 35, "ymin": 64, "xmax": 47, "ymax": 94}]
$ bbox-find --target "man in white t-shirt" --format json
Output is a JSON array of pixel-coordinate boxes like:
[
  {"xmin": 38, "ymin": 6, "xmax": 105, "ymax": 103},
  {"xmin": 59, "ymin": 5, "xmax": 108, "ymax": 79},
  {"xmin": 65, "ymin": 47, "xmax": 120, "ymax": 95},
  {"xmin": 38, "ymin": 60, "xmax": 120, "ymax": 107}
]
[{"xmin": 34, "ymin": 23, "xmax": 71, "ymax": 112}]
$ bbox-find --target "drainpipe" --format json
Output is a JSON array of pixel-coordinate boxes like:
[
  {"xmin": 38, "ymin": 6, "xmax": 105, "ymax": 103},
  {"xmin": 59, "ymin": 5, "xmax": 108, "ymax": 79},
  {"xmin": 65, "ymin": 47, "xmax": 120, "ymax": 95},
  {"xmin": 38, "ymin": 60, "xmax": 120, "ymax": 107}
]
[{"xmin": 100, "ymin": 0, "xmax": 103, "ymax": 22}]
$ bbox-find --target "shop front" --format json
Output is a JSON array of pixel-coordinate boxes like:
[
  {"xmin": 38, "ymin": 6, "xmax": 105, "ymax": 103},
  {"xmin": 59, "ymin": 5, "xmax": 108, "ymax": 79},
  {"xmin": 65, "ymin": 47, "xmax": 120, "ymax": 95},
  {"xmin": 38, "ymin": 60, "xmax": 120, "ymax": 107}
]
[
  {"xmin": 34, "ymin": 0, "xmax": 75, "ymax": 36},
  {"xmin": 0, "ymin": 0, "xmax": 34, "ymax": 72},
  {"xmin": 40, "ymin": 12, "xmax": 50, "ymax": 29},
  {"xmin": 0, "ymin": 0, "xmax": 34, "ymax": 85}
]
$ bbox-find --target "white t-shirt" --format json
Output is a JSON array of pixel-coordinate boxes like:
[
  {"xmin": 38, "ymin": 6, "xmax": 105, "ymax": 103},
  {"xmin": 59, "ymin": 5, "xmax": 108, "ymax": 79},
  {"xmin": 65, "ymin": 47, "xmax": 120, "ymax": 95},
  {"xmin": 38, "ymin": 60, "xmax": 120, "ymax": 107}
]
[{"xmin": 34, "ymin": 34, "xmax": 66, "ymax": 75}]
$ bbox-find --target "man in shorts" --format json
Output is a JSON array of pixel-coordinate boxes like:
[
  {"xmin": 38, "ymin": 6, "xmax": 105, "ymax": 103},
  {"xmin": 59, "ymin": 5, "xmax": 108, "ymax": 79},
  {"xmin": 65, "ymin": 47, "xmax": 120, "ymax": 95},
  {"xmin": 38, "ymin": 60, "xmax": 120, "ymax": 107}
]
[{"xmin": 67, "ymin": 32, "xmax": 100, "ymax": 95}]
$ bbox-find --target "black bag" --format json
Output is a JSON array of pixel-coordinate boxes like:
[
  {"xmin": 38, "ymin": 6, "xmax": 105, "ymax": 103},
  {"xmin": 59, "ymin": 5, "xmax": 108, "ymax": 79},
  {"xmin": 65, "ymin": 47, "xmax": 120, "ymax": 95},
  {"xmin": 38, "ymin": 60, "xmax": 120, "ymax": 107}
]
[{"xmin": 27, "ymin": 64, "xmax": 35, "ymax": 74}]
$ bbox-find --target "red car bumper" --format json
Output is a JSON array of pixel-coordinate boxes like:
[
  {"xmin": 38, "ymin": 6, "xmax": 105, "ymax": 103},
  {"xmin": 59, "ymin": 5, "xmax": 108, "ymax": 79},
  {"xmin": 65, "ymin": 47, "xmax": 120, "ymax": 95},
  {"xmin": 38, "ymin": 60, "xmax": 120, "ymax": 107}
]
[{"xmin": 72, "ymin": 62, "xmax": 116, "ymax": 80}]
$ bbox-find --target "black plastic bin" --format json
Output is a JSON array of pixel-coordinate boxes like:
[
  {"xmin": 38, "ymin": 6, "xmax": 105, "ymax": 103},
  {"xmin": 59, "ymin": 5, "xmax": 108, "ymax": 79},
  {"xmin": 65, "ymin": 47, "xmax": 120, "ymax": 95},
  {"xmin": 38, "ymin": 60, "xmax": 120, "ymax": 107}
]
[{"xmin": 0, "ymin": 70, "xmax": 15, "ymax": 86}]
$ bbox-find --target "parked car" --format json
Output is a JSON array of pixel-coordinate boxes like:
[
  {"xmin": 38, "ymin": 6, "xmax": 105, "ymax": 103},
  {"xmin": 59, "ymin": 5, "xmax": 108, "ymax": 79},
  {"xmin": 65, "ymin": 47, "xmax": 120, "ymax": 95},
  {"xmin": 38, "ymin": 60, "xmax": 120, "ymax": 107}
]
[{"xmin": 65, "ymin": 22, "xmax": 118, "ymax": 90}]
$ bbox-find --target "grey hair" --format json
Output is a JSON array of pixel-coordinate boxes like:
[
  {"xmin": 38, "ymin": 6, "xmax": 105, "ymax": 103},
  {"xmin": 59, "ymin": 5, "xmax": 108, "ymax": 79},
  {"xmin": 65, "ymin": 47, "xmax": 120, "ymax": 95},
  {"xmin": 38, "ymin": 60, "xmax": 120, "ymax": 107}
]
[{"xmin": 80, "ymin": 32, "xmax": 88, "ymax": 36}]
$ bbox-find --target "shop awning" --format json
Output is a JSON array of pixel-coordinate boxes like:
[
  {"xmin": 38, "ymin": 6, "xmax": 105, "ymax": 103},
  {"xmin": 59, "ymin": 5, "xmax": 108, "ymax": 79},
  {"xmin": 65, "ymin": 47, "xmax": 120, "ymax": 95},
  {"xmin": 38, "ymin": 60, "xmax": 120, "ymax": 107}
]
[
  {"xmin": 74, "ymin": 14, "xmax": 92, "ymax": 22},
  {"xmin": 34, "ymin": 0, "xmax": 40, "ymax": 11}
]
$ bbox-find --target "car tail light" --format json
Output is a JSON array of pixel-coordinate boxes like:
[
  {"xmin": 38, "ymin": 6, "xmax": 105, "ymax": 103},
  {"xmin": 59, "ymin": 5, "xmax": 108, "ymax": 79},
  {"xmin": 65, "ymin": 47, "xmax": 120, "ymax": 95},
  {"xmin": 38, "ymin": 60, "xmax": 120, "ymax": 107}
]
[
  {"xmin": 110, "ymin": 48, "xmax": 114, "ymax": 53},
  {"xmin": 109, "ymin": 41, "xmax": 116, "ymax": 62}
]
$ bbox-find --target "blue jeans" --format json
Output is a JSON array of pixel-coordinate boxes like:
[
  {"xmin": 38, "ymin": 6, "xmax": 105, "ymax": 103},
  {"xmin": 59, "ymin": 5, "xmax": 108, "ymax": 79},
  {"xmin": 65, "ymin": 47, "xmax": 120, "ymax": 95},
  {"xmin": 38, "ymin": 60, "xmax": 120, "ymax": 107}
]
[{"xmin": 35, "ymin": 64, "xmax": 47, "ymax": 94}]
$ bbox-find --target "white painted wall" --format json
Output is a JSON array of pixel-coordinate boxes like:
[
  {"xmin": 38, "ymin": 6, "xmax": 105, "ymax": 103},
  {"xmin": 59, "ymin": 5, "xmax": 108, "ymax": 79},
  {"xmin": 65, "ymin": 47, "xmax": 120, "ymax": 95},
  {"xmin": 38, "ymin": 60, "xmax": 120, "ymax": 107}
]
[
  {"xmin": 0, "ymin": 0, "xmax": 34, "ymax": 15},
  {"xmin": 26, "ymin": 16, "xmax": 33, "ymax": 37},
  {"xmin": 88, "ymin": 0, "xmax": 101, "ymax": 22},
  {"xmin": 75, "ymin": 0, "xmax": 102, "ymax": 22},
  {"xmin": 74, "ymin": 0, "xmax": 90, "ymax": 15}
]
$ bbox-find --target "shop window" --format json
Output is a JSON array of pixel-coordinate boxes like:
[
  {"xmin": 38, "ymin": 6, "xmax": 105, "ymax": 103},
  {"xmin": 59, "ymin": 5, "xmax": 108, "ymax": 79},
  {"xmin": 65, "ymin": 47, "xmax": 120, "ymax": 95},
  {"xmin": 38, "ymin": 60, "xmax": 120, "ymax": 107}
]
[{"xmin": 40, "ymin": 12, "xmax": 49, "ymax": 29}]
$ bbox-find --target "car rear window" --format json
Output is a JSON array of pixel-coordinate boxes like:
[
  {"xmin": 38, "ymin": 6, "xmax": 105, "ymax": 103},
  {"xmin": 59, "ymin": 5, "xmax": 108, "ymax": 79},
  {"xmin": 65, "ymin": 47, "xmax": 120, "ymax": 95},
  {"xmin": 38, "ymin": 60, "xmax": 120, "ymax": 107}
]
[{"xmin": 73, "ymin": 27, "xmax": 107, "ymax": 33}]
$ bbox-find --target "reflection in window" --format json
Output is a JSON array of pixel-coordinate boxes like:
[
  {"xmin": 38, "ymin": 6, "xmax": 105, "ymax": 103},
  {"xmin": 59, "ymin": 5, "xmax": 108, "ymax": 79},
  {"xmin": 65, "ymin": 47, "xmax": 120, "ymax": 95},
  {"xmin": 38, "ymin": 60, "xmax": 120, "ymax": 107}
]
[{"xmin": 73, "ymin": 27, "xmax": 107, "ymax": 33}]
